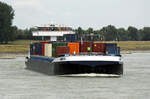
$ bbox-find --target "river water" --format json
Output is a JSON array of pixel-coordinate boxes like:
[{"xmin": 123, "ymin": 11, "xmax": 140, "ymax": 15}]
[{"xmin": 0, "ymin": 53, "xmax": 150, "ymax": 99}]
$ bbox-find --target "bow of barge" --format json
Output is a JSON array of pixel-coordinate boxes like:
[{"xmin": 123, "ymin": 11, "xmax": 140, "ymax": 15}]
[{"xmin": 25, "ymin": 54, "xmax": 123, "ymax": 76}]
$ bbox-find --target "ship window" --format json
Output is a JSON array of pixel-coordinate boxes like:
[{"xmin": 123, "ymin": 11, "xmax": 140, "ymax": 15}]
[
  {"xmin": 50, "ymin": 27, "xmax": 54, "ymax": 31},
  {"xmin": 54, "ymin": 27, "xmax": 59, "ymax": 31}
]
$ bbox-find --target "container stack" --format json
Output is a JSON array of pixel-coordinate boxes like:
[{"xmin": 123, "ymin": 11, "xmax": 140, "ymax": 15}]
[{"xmin": 30, "ymin": 41, "xmax": 121, "ymax": 57}]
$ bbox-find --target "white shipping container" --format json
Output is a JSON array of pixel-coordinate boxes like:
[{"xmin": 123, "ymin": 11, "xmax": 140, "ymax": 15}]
[{"xmin": 44, "ymin": 44, "xmax": 52, "ymax": 57}]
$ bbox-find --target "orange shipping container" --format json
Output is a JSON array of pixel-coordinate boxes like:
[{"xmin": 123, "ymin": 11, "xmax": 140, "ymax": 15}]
[{"xmin": 67, "ymin": 42, "xmax": 80, "ymax": 55}]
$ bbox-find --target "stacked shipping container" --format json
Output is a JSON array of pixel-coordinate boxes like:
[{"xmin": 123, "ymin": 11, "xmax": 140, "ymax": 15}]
[
  {"xmin": 56, "ymin": 46, "xmax": 70, "ymax": 57},
  {"xmin": 30, "ymin": 43, "xmax": 42, "ymax": 55},
  {"xmin": 105, "ymin": 43, "xmax": 119, "ymax": 56},
  {"xmin": 44, "ymin": 44, "xmax": 52, "ymax": 57},
  {"xmin": 92, "ymin": 43, "xmax": 105, "ymax": 53},
  {"xmin": 67, "ymin": 42, "xmax": 80, "ymax": 55},
  {"xmin": 52, "ymin": 42, "xmax": 67, "ymax": 57},
  {"xmin": 80, "ymin": 41, "xmax": 90, "ymax": 52},
  {"xmin": 30, "ymin": 41, "xmax": 120, "ymax": 57},
  {"xmin": 40, "ymin": 41, "xmax": 50, "ymax": 56}
]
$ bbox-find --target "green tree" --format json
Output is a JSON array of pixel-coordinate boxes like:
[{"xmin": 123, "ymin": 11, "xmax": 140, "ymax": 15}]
[
  {"xmin": 75, "ymin": 27, "xmax": 85, "ymax": 41},
  {"xmin": 127, "ymin": 26, "xmax": 139, "ymax": 41},
  {"xmin": 137, "ymin": 29, "xmax": 143, "ymax": 41},
  {"xmin": 86, "ymin": 27, "xmax": 94, "ymax": 41},
  {"xmin": 117, "ymin": 28, "xmax": 128, "ymax": 41},
  {"xmin": 100, "ymin": 25, "xmax": 117, "ymax": 41},
  {"xmin": 141, "ymin": 27, "xmax": 150, "ymax": 41},
  {"xmin": 27, "ymin": 28, "xmax": 37, "ymax": 40},
  {"xmin": 93, "ymin": 30, "xmax": 101, "ymax": 41},
  {"xmin": 16, "ymin": 29, "xmax": 25, "ymax": 39},
  {"xmin": 10, "ymin": 26, "xmax": 18, "ymax": 41},
  {"xmin": 0, "ymin": 1, "xmax": 14, "ymax": 43}
]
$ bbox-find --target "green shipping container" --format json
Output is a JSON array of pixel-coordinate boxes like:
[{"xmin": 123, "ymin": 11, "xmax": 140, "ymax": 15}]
[{"xmin": 52, "ymin": 42, "xmax": 67, "ymax": 57}]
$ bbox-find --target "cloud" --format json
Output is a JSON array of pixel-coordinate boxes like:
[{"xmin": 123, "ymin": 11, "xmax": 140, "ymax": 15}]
[
  {"xmin": 14, "ymin": 0, "xmax": 41, "ymax": 8},
  {"xmin": 2, "ymin": 0, "xmax": 149, "ymax": 29}
]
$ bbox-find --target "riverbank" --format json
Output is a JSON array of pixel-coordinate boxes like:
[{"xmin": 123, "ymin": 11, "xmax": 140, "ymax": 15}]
[
  {"xmin": 0, "ymin": 52, "xmax": 28, "ymax": 59},
  {"xmin": 0, "ymin": 40, "xmax": 40, "ymax": 53},
  {"xmin": 96, "ymin": 41, "xmax": 150, "ymax": 51}
]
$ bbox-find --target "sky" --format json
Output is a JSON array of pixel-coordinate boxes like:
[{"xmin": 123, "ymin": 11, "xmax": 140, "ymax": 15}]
[{"xmin": 1, "ymin": 0, "xmax": 150, "ymax": 29}]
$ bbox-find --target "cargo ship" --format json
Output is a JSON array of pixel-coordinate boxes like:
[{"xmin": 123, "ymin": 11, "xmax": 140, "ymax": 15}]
[{"xmin": 25, "ymin": 23, "xmax": 123, "ymax": 76}]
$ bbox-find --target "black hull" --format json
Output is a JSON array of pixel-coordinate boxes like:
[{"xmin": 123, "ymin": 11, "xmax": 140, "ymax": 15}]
[
  {"xmin": 53, "ymin": 61, "xmax": 123, "ymax": 75},
  {"xmin": 25, "ymin": 58, "xmax": 123, "ymax": 75}
]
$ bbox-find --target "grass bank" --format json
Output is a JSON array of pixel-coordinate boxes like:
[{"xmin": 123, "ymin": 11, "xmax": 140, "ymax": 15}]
[
  {"xmin": 106, "ymin": 41, "xmax": 150, "ymax": 51},
  {"xmin": 0, "ymin": 40, "xmax": 150, "ymax": 53},
  {"xmin": 0, "ymin": 40, "xmax": 41, "ymax": 53}
]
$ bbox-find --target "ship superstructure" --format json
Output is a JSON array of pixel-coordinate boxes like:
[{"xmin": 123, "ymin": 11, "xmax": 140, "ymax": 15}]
[{"xmin": 32, "ymin": 23, "xmax": 75, "ymax": 41}]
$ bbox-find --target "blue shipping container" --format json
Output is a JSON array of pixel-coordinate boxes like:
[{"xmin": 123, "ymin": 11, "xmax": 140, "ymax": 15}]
[
  {"xmin": 105, "ymin": 43, "xmax": 120, "ymax": 56},
  {"xmin": 65, "ymin": 34, "xmax": 77, "ymax": 42},
  {"xmin": 30, "ymin": 43, "xmax": 42, "ymax": 55},
  {"xmin": 116, "ymin": 47, "xmax": 120, "ymax": 55},
  {"xmin": 106, "ymin": 47, "xmax": 117, "ymax": 56},
  {"xmin": 106, "ymin": 47, "xmax": 120, "ymax": 56}
]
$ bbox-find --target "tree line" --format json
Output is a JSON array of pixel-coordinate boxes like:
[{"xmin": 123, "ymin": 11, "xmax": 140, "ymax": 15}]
[
  {"xmin": 0, "ymin": 1, "xmax": 150, "ymax": 44},
  {"xmin": 75, "ymin": 26, "xmax": 150, "ymax": 41}
]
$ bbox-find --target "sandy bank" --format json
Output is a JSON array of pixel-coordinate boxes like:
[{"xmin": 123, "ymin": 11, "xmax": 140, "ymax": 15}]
[
  {"xmin": 121, "ymin": 50, "xmax": 150, "ymax": 54},
  {"xmin": 0, "ymin": 52, "xmax": 28, "ymax": 59}
]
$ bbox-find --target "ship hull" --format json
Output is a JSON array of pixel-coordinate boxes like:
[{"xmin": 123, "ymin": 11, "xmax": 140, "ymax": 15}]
[
  {"xmin": 25, "ymin": 55, "xmax": 123, "ymax": 76},
  {"xmin": 53, "ymin": 61, "xmax": 123, "ymax": 75},
  {"xmin": 25, "ymin": 59, "xmax": 55, "ymax": 75}
]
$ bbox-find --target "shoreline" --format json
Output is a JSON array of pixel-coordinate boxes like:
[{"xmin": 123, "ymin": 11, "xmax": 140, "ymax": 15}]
[
  {"xmin": 121, "ymin": 50, "xmax": 150, "ymax": 54},
  {"xmin": 0, "ymin": 50, "xmax": 150, "ymax": 59},
  {"xmin": 0, "ymin": 52, "xmax": 28, "ymax": 59}
]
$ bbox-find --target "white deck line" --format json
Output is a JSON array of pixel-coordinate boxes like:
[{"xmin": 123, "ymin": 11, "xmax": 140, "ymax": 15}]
[{"xmin": 53, "ymin": 55, "xmax": 122, "ymax": 62}]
